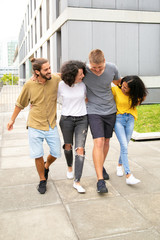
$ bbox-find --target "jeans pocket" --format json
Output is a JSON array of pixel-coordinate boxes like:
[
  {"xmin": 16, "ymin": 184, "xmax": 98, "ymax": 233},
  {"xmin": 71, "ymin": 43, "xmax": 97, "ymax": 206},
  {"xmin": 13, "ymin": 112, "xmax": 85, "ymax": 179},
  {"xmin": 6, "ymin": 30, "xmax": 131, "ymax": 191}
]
[
  {"xmin": 61, "ymin": 115, "xmax": 68, "ymax": 120},
  {"xmin": 59, "ymin": 116, "xmax": 67, "ymax": 129},
  {"xmin": 116, "ymin": 114, "xmax": 123, "ymax": 119}
]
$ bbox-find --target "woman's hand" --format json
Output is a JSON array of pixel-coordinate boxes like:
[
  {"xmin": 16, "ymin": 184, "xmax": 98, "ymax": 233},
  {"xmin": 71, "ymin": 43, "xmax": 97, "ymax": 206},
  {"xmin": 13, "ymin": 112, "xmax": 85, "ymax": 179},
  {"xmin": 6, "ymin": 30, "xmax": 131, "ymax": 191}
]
[{"xmin": 30, "ymin": 74, "xmax": 37, "ymax": 81}]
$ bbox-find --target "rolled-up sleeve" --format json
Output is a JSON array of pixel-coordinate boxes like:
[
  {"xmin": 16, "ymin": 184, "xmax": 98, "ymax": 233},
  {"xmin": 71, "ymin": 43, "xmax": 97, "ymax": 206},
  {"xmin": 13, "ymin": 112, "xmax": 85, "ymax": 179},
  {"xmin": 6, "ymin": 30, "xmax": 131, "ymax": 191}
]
[{"xmin": 16, "ymin": 84, "xmax": 30, "ymax": 109}]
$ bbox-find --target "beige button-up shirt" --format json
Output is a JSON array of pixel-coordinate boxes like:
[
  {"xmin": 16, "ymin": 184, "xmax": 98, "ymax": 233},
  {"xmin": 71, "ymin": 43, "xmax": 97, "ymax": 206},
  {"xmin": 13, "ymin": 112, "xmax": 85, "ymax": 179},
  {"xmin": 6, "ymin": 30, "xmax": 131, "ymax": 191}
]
[{"xmin": 16, "ymin": 74, "xmax": 61, "ymax": 130}]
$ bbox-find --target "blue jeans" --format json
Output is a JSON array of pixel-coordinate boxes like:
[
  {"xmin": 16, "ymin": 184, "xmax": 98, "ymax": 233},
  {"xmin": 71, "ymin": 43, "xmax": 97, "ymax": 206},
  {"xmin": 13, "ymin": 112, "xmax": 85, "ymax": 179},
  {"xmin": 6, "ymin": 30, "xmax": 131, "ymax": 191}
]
[{"xmin": 114, "ymin": 113, "xmax": 135, "ymax": 175}]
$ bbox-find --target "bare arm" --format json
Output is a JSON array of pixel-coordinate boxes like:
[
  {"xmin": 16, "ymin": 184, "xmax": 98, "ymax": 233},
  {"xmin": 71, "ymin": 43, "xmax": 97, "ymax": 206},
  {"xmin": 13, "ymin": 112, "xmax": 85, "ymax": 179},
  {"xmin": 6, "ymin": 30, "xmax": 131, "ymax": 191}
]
[
  {"xmin": 112, "ymin": 78, "xmax": 121, "ymax": 86},
  {"xmin": 7, "ymin": 106, "xmax": 22, "ymax": 131}
]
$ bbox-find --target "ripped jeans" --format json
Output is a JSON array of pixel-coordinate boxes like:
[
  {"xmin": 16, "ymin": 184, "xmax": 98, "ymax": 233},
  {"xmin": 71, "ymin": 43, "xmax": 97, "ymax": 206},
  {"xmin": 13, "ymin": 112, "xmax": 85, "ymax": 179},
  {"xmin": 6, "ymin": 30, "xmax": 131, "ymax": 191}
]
[{"xmin": 59, "ymin": 115, "xmax": 88, "ymax": 182}]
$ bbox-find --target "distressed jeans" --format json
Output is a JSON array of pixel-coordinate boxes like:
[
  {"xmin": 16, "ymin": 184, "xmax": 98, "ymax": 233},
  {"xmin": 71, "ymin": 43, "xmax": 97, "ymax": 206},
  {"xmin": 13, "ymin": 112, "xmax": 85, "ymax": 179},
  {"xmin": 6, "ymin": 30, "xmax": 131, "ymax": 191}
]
[
  {"xmin": 114, "ymin": 113, "xmax": 135, "ymax": 175},
  {"xmin": 59, "ymin": 115, "xmax": 88, "ymax": 181}
]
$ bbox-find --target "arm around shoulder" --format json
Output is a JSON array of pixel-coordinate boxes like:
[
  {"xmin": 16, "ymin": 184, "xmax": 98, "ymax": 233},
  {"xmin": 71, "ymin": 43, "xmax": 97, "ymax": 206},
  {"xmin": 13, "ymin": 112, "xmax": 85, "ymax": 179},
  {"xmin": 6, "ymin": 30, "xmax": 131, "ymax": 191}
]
[{"xmin": 112, "ymin": 78, "xmax": 121, "ymax": 86}]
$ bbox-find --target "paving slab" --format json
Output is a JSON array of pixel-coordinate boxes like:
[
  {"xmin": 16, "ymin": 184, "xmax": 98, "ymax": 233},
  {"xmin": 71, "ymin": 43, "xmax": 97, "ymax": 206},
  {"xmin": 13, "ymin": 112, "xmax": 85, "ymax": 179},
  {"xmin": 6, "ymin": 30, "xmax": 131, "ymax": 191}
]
[
  {"xmin": 0, "ymin": 181, "xmax": 61, "ymax": 212},
  {"xmin": 92, "ymin": 228, "xmax": 160, "ymax": 240},
  {"xmin": 55, "ymin": 176, "xmax": 119, "ymax": 204},
  {"xmin": 147, "ymin": 167, "xmax": 160, "ymax": 181},
  {"xmin": 108, "ymin": 157, "xmax": 144, "ymax": 174},
  {"xmin": 1, "ymin": 138, "xmax": 28, "ymax": 147},
  {"xmin": 110, "ymin": 169, "xmax": 160, "ymax": 196},
  {"xmin": 130, "ymin": 155, "xmax": 160, "ymax": 170},
  {"xmin": 0, "ymin": 167, "xmax": 37, "ymax": 187},
  {"xmin": 128, "ymin": 140, "xmax": 160, "ymax": 158},
  {"xmin": 1, "ymin": 100, "xmax": 160, "ymax": 239},
  {"xmin": 1, "ymin": 132, "xmax": 28, "ymax": 140},
  {"xmin": 65, "ymin": 196, "xmax": 151, "ymax": 239},
  {"xmin": 126, "ymin": 193, "xmax": 160, "ymax": 232},
  {"xmin": 1, "ymin": 146, "xmax": 30, "ymax": 157},
  {"xmin": 0, "ymin": 205, "xmax": 78, "ymax": 240},
  {"xmin": 1, "ymin": 156, "xmax": 34, "ymax": 169}
]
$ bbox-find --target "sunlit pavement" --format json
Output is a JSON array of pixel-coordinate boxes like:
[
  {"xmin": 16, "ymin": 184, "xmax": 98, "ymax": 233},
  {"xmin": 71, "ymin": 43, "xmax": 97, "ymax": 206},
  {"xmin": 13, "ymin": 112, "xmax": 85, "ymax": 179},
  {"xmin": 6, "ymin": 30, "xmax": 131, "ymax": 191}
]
[{"xmin": 0, "ymin": 88, "xmax": 160, "ymax": 239}]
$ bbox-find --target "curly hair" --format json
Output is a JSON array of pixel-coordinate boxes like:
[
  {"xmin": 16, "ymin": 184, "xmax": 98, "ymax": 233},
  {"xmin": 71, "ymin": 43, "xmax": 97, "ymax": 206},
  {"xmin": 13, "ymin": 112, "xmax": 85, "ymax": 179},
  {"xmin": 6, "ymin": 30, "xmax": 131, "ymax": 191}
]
[
  {"xmin": 60, "ymin": 60, "xmax": 86, "ymax": 87},
  {"xmin": 119, "ymin": 75, "xmax": 148, "ymax": 108}
]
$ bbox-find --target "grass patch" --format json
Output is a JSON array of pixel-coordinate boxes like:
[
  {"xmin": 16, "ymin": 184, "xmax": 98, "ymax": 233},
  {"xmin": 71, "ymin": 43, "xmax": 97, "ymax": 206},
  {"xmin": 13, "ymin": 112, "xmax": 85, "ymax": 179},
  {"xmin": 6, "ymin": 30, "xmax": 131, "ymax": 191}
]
[{"xmin": 134, "ymin": 104, "xmax": 160, "ymax": 133}]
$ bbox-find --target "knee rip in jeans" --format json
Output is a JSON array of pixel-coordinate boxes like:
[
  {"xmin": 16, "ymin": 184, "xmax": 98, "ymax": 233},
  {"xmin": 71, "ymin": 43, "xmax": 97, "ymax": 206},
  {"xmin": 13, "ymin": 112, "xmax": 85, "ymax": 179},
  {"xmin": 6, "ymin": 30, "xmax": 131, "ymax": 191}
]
[
  {"xmin": 63, "ymin": 144, "xmax": 72, "ymax": 151},
  {"xmin": 75, "ymin": 147, "xmax": 85, "ymax": 157}
]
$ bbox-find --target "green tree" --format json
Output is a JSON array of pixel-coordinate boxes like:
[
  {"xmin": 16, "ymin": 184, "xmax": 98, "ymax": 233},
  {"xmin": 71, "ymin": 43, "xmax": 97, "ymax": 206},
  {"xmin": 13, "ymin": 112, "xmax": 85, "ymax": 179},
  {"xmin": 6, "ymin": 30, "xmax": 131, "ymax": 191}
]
[{"xmin": 1, "ymin": 73, "xmax": 19, "ymax": 85}]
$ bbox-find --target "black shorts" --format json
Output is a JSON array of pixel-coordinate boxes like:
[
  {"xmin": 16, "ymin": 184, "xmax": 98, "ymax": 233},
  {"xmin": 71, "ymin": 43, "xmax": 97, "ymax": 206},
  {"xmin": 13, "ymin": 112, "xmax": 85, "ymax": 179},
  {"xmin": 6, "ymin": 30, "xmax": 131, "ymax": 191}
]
[{"xmin": 88, "ymin": 113, "xmax": 116, "ymax": 139}]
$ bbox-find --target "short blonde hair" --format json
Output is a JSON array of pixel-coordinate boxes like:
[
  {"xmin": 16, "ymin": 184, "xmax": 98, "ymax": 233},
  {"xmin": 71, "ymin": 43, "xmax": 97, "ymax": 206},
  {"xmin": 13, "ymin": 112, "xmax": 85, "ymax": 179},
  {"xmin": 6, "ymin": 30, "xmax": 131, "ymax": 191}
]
[{"xmin": 89, "ymin": 49, "xmax": 105, "ymax": 64}]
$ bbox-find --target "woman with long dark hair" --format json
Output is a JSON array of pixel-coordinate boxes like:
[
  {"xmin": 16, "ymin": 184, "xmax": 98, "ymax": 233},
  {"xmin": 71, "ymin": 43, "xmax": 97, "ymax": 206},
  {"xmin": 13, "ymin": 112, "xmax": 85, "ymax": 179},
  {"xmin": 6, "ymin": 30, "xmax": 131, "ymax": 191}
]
[{"xmin": 112, "ymin": 75, "xmax": 148, "ymax": 185}]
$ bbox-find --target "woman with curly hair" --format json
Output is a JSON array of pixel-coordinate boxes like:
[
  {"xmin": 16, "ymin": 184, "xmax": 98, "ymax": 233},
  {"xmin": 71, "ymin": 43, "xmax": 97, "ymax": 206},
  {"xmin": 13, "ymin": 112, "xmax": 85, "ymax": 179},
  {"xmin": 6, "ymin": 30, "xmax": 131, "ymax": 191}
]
[
  {"xmin": 58, "ymin": 60, "xmax": 88, "ymax": 193},
  {"xmin": 112, "ymin": 75, "xmax": 148, "ymax": 185}
]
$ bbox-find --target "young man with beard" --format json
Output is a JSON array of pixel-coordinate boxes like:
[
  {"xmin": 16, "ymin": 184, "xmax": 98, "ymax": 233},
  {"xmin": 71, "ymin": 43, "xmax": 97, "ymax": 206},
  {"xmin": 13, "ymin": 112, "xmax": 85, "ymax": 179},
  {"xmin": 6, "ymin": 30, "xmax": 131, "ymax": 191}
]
[
  {"xmin": 83, "ymin": 49, "xmax": 121, "ymax": 193},
  {"xmin": 7, "ymin": 58, "xmax": 61, "ymax": 194}
]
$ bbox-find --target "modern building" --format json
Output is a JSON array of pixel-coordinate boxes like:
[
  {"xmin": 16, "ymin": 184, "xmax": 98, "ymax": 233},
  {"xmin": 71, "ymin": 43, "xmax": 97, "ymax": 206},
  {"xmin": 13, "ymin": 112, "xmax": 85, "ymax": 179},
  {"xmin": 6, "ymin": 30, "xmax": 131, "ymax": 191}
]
[
  {"xmin": 18, "ymin": 0, "xmax": 160, "ymax": 103},
  {"xmin": 7, "ymin": 41, "xmax": 17, "ymax": 66},
  {"xmin": 0, "ymin": 41, "xmax": 18, "ymax": 80}
]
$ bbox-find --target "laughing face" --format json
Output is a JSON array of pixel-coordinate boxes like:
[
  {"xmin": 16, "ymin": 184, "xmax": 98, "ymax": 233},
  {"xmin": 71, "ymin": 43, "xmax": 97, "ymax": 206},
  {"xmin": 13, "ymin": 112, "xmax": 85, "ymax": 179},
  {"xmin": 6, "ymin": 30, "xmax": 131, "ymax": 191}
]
[
  {"xmin": 89, "ymin": 61, "xmax": 106, "ymax": 76},
  {"xmin": 39, "ymin": 62, "xmax": 52, "ymax": 81},
  {"xmin": 74, "ymin": 68, "xmax": 85, "ymax": 83}
]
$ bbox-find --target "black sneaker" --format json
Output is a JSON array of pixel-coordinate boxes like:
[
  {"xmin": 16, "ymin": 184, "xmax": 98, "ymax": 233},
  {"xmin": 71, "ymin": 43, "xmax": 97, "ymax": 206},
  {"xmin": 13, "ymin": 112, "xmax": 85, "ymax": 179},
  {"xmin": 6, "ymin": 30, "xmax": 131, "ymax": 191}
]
[
  {"xmin": 37, "ymin": 180, "xmax": 47, "ymax": 194},
  {"xmin": 44, "ymin": 162, "xmax": 49, "ymax": 181},
  {"xmin": 97, "ymin": 179, "xmax": 108, "ymax": 193},
  {"xmin": 103, "ymin": 167, "xmax": 109, "ymax": 180}
]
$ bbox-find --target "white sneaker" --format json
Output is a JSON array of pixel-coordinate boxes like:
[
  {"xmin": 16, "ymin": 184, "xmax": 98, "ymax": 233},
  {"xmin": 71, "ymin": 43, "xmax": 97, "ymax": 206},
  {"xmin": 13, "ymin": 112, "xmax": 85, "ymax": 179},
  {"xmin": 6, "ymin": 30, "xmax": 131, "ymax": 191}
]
[
  {"xmin": 73, "ymin": 182, "xmax": 86, "ymax": 193},
  {"xmin": 126, "ymin": 174, "xmax": 140, "ymax": 185},
  {"xmin": 67, "ymin": 171, "xmax": 74, "ymax": 179},
  {"xmin": 117, "ymin": 166, "xmax": 123, "ymax": 177}
]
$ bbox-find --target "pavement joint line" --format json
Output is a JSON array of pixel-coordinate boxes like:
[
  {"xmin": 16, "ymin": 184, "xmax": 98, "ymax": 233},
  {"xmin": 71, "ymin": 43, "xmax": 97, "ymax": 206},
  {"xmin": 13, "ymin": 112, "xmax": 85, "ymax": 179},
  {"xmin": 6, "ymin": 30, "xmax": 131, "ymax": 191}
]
[
  {"xmin": 89, "ymin": 227, "xmax": 157, "ymax": 240},
  {"xmin": 0, "ymin": 202, "xmax": 63, "ymax": 215},
  {"xmin": 52, "ymin": 177, "xmax": 80, "ymax": 240}
]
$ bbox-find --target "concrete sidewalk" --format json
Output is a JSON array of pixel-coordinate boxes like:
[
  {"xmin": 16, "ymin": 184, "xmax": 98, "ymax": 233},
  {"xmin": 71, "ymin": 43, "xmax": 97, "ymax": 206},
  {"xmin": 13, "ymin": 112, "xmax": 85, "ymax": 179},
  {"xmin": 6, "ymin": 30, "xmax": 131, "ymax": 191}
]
[{"xmin": 0, "ymin": 111, "xmax": 160, "ymax": 240}]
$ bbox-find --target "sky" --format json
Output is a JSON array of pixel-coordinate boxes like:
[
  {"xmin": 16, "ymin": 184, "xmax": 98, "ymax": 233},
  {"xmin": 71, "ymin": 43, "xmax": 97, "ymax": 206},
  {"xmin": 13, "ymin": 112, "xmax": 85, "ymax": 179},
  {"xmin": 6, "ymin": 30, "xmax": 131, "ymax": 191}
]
[{"xmin": 0, "ymin": 0, "xmax": 28, "ymax": 42}]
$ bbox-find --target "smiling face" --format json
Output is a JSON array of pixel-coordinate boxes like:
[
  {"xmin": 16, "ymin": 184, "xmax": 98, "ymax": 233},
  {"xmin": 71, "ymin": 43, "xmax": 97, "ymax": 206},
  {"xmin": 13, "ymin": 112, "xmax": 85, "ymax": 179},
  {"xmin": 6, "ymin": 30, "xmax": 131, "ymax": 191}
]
[
  {"xmin": 121, "ymin": 81, "xmax": 130, "ymax": 95},
  {"xmin": 74, "ymin": 68, "xmax": 85, "ymax": 83},
  {"xmin": 39, "ymin": 62, "xmax": 52, "ymax": 81},
  {"xmin": 89, "ymin": 61, "xmax": 106, "ymax": 76}
]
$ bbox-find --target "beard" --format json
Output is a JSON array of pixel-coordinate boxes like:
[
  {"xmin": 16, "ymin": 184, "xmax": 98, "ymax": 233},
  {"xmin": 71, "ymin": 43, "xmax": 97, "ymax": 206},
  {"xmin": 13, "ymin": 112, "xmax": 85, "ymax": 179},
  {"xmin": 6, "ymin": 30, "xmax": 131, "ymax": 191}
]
[{"xmin": 40, "ymin": 72, "xmax": 52, "ymax": 80}]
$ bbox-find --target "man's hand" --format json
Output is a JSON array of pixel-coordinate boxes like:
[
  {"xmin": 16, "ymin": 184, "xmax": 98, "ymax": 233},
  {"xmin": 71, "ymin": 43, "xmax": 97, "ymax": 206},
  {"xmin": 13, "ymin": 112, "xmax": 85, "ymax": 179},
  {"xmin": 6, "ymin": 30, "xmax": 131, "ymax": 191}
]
[{"xmin": 7, "ymin": 120, "xmax": 14, "ymax": 131}]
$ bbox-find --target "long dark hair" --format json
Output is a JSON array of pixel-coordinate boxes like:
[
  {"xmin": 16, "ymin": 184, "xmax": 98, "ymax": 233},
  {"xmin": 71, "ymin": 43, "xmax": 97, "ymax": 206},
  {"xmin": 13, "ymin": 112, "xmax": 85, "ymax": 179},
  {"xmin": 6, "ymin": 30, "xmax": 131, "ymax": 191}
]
[
  {"xmin": 60, "ymin": 60, "xmax": 86, "ymax": 87},
  {"xmin": 120, "ymin": 75, "xmax": 148, "ymax": 108}
]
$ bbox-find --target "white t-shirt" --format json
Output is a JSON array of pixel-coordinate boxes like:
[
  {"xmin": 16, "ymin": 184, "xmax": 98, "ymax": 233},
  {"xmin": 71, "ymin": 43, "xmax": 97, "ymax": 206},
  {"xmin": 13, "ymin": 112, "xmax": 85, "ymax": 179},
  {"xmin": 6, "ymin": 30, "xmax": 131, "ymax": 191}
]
[{"xmin": 58, "ymin": 81, "xmax": 87, "ymax": 116}]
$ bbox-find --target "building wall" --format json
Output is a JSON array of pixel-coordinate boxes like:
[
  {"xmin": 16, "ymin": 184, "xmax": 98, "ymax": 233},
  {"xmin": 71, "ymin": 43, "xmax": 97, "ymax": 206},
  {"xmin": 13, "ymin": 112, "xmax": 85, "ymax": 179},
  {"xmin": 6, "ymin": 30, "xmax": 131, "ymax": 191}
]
[
  {"xmin": 18, "ymin": 0, "xmax": 160, "ymax": 103},
  {"xmin": 61, "ymin": 20, "xmax": 160, "ymax": 77},
  {"xmin": 60, "ymin": 0, "xmax": 160, "ymax": 12}
]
